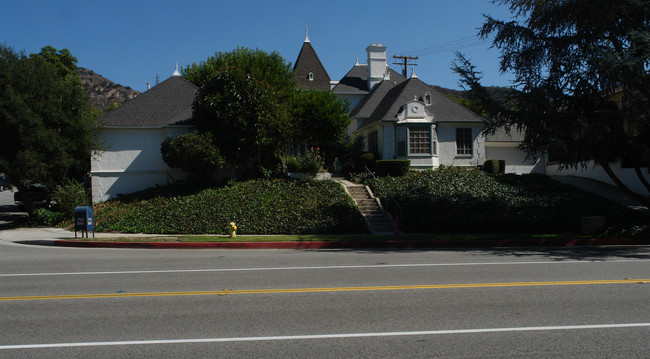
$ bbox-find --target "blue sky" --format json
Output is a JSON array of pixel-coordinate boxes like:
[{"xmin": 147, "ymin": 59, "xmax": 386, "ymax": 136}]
[{"xmin": 3, "ymin": 0, "xmax": 515, "ymax": 93}]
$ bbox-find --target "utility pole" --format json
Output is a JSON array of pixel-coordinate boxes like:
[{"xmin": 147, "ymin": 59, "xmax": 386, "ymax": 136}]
[{"xmin": 393, "ymin": 55, "xmax": 418, "ymax": 77}]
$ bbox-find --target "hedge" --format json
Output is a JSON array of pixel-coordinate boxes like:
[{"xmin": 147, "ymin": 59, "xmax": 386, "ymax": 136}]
[
  {"xmin": 376, "ymin": 160, "xmax": 411, "ymax": 177},
  {"xmin": 483, "ymin": 159, "xmax": 505, "ymax": 175},
  {"xmin": 367, "ymin": 167, "xmax": 646, "ymax": 234},
  {"xmin": 93, "ymin": 179, "xmax": 368, "ymax": 234}
]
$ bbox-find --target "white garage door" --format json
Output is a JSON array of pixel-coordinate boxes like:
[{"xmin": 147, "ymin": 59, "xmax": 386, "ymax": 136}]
[{"xmin": 485, "ymin": 146, "xmax": 544, "ymax": 174}]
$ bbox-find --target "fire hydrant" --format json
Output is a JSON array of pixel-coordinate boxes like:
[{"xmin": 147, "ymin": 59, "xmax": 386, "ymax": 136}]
[{"xmin": 229, "ymin": 222, "xmax": 237, "ymax": 238}]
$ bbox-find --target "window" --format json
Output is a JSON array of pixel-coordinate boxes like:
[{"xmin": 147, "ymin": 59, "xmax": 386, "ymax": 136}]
[
  {"xmin": 396, "ymin": 126, "xmax": 434, "ymax": 156},
  {"xmin": 456, "ymin": 128, "xmax": 473, "ymax": 156},
  {"xmin": 424, "ymin": 93, "xmax": 431, "ymax": 105},
  {"xmin": 368, "ymin": 131, "xmax": 378, "ymax": 154},
  {"xmin": 308, "ymin": 72, "xmax": 314, "ymax": 81},
  {"xmin": 396, "ymin": 127, "xmax": 407, "ymax": 156},
  {"xmin": 409, "ymin": 127, "xmax": 430, "ymax": 154}
]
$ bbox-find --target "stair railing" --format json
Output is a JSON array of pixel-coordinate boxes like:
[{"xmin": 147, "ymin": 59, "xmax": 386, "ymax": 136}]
[{"xmin": 364, "ymin": 166, "xmax": 403, "ymax": 235}]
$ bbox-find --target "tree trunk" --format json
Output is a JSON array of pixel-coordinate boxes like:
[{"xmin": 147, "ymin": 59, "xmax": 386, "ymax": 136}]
[
  {"xmin": 599, "ymin": 161, "xmax": 650, "ymax": 207},
  {"xmin": 634, "ymin": 166, "xmax": 650, "ymax": 194}
]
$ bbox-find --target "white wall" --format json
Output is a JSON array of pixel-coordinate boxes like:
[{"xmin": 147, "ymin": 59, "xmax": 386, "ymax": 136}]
[
  {"xmin": 437, "ymin": 124, "xmax": 485, "ymax": 168},
  {"xmin": 91, "ymin": 127, "xmax": 191, "ymax": 202},
  {"xmin": 485, "ymin": 144, "xmax": 545, "ymax": 174},
  {"xmin": 547, "ymin": 159, "xmax": 650, "ymax": 196}
]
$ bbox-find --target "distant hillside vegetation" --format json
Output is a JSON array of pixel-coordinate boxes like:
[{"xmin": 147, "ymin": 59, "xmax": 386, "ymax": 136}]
[{"xmin": 77, "ymin": 67, "xmax": 139, "ymax": 110}]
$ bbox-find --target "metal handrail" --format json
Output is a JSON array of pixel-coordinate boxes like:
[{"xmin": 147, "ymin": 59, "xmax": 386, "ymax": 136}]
[{"xmin": 364, "ymin": 166, "xmax": 403, "ymax": 234}]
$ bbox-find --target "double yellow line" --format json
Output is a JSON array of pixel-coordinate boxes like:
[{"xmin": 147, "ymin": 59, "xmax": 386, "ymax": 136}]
[{"xmin": 2, "ymin": 279, "xmax": 648, "ymax": 302}]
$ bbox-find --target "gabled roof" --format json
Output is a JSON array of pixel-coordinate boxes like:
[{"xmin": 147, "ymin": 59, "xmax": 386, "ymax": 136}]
[
  {"xmin": 99, "ymin": 75, "xmax": 198, "ymax": 127},
  {"xmin": 332, "ymin": 64, "xmax": 406, "ymax": 95},
  {"xmin": 357, "ymin": 77, "xmax": 484, "ymax": 131},
  {"xmin": 293, "ymin": 41, "xmax": 331, "ymax": 90}
]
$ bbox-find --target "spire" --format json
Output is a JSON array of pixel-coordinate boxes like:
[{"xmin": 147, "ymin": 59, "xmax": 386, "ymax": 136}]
[
  {"xmin": 172, "ymin": 61, "xmax": 181, "ymax": 77},
  {"xmin": 304, "ymin": 26, "xmax": 310, "ymax": 43},
  {"xmin": 410, "ymin": 65, "xmax": 418, "ymax": 79}
]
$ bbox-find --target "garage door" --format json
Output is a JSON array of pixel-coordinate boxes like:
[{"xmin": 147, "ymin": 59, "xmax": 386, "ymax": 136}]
[{"xmin": 485, "ymin": 146, "xmax": 544, "ymax": 174}]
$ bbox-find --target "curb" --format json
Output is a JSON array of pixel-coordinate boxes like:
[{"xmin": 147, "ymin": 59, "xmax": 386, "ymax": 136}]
[{"xmin": 53, "ymin": 237, "xmax": 650, "ymax": 249}]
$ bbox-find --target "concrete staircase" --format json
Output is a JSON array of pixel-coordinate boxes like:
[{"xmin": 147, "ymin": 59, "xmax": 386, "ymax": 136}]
[{"xmin": 343, "ymin": 184, "xmax": 396, "ymax": 234}]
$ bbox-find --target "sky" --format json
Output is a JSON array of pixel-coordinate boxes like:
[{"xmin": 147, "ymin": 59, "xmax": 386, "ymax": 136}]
[{"xmin": 2, "ymin": 0, "xmax": 516, "ymax": 93}]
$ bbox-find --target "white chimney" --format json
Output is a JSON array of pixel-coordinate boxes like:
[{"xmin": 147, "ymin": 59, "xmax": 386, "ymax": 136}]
[{"xmin": 366, "ymin": 43, "xmax": 389, "ymax": 91}]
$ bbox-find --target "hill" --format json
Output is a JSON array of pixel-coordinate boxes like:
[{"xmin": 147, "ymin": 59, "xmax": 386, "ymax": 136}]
[{"xmin": 77, "ymin": 67, "xmax": 139, "ymax": 110}]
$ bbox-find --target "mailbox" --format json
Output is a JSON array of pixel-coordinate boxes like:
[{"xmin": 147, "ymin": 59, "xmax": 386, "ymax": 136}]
[{"xmin": 74, "ymin": 206, "xmax": 95, "ymax": 238}]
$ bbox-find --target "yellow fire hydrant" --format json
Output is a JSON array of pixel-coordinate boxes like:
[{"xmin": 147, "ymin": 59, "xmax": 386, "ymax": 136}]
[{"xmin": 229, "ymin": 222, "xmax": 237, "ymax": 238}]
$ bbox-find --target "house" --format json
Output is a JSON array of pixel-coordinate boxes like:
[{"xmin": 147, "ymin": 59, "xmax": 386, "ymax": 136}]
[
  {"xmin": 332, "ymin": 44, "xmax": 487, "ymax": 169},
  {"xmin": 90, "ymin": 67, "xmax": 197, "ymax": 203}
]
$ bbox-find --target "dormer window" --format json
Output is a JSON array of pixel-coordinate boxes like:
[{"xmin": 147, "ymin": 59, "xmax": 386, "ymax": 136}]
[
  {"xmin": 308, "ymin": 72, "xmax": 314, "ymax": 81},
  {"xmin": 424, "ymin": 93, "xmax": 431, "ymax": 105}
]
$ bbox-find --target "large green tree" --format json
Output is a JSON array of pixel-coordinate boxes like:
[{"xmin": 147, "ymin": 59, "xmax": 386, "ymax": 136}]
[
  {"xmin": 454, "ymin": 0, "xmax": 650, "ymax": 203},
  {"xmin": 0, "ymin": 44, "xmax": 99, "ymax": 213},
  {"xmin": 191, "ymin": 65, "xmax": 293, "ymax": 168}
]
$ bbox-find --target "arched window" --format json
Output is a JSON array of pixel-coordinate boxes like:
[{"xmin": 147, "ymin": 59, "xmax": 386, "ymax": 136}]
[{"xmin": 308, "ymin": 72, "xmax": 314, "ymax": 81}]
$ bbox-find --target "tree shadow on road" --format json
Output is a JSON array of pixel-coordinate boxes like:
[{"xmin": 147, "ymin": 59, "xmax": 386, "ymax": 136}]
[{"xmin": 312, "ymin": 245, "xmax": 650, "ymax": 261}]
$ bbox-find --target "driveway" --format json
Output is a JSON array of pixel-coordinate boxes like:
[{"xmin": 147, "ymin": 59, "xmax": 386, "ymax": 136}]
[
  {"xmin": 551, "ymin": 176, "xmax": 650, "ymax": 215},
  {"xmin": 0, "ymin": 187, "xmax": 27, "ymax": 229}
]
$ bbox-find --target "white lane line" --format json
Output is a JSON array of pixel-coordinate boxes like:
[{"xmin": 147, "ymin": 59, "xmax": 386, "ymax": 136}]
[
  {"xmin": 1, "ymin": 259, "xmax": 649, "ymax": 277},
  {"xmin": 2, "ymin": 323, "xmax": 650, "ymax": 350}
]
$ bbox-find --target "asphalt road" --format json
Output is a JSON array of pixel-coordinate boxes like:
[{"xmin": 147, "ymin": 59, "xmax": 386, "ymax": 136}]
[{"xmin": 1, "ymin": 241, "xmax": 649, "ymax": 358}]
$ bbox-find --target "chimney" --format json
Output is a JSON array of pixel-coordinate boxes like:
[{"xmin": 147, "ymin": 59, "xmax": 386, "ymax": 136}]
[
  {"xmin": 366, "ymin": 43, "xmax": 389, "ymax": 91},
  {"xmin": 147, "ymin": 82, "xmax": 151, "ymax": 90}
]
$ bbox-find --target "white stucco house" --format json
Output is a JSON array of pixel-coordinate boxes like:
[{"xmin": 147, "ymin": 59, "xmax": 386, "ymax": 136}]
[
  {"xmin": 329, "ymin": 43, "xmax": 543, "ymax": 171},
  {"xmin": 90, "ymin": 68, "xmax": 197, "ymax": 203}
]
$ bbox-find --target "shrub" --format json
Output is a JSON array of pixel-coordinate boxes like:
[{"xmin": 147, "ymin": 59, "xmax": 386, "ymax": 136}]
[
  {"xmin": 355, "ymin": 152, "xmax": 375, "ymax": 172},
  {"xmin": 300, "ymin": 148, "xmax": 324, "ymax": 175},
  {"xmin": 284, "ymin": 156, "xmax": 302, "ymax": 172},
  {"xmin": 483, "ymin": 159, "xmax": 505, "ymax": 174},
  {"xmin": 32, "ymin": 208, "xmax": 66, "ymax": 227},
  {"xmin": 376, "ymin": 160, "xmax": 411, "ymax": 177},
  {"xmin": 53, "ymin": 179, "xmax": 89, "ymax": 218},
  {"xmin": 161, "ymin": 132, "xmax": 224, "ymax": 184}
]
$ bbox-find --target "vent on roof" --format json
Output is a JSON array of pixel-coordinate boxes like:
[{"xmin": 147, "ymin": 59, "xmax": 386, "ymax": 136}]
[{"xmin": 309, "ymin": 72, "xmax": 314, "ymax": 81}]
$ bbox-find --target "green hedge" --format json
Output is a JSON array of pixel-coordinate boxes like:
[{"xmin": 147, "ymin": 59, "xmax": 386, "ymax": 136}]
[
  {"xmin": 367, "ymin": 167, "xmax": 646, "ymax": 233},
  {"xmin": 483, "ymin": 159, "xmax": 505, "ymax": 174},
  {"xmin": 94, "ymin": 179, "xmax": 368, "ymax": 234},
  {"xmin": 376, "ymin": 160, "xmax": 411, "ymax": 177}
]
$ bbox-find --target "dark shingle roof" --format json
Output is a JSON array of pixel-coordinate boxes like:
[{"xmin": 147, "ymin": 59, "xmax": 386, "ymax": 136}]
[
  {"xmin": 293, "ymin": 41, "xmax": 331, "ymax": 90},
  {"xmin": 99, "ymin": 76, "xmax": 197, "ymax": 127},
  {"xmin": 332, "ymin": 64, "xmax": 406, "ymax": 95},
  {"xmin": 357, "ymin": 77, "xmax": 484, "ymax": 131}
]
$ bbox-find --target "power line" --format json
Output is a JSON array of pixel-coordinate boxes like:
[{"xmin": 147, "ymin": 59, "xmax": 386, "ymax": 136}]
[{"xmin": 395, "ymin": 36, "xmax": 487, "ymax": 58}]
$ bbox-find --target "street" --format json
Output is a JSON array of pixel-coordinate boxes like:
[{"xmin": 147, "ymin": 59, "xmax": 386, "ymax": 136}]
[{"xmin": 1, "ymin": 240, "xmax": 649, "ymax": 358}]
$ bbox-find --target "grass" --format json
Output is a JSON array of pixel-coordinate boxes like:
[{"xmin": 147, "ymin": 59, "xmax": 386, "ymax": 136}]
[{"xmin": 66, "ymin": 232, "xmax": 596, "ymax": 243}]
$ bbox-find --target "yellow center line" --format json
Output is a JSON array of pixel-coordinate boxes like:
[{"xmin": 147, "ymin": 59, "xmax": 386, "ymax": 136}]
[{"xmin": 2, "ymin": 279, "xmax": 648, "ymax": 302}]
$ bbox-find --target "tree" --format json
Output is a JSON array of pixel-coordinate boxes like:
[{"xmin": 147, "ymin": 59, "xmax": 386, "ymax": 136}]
[
  {"xmin": 185, "ymin": 48, "xmax": 297, "ymax": 170},
  {"xmin": 454, "ymin": 0, "xmax": 650, "ymax": 204},
  {"xmin": 291, "ymin": 89, "xmax": 350, "ymax": 164},
  {"xmin": 161, "ymin": 132, "xmax": 224, "ymax": 185},
  {"xmin": 0, "ymin": 44, "xmax": 99, "ymax": 214},
  {"xmin": 192, "ymin": 66, "xmax": 293, "ymax": 168}
]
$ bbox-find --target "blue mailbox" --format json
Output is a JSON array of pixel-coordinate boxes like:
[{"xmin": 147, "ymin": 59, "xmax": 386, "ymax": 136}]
[{"xmin": 74, "ymin": 206, "xmax": 95, "ymax": 238}]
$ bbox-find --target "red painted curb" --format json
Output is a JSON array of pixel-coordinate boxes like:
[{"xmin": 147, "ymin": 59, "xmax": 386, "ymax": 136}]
[{"xmin": 52, "ymin": 237, "xmax": 650, "ymax": 249}]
